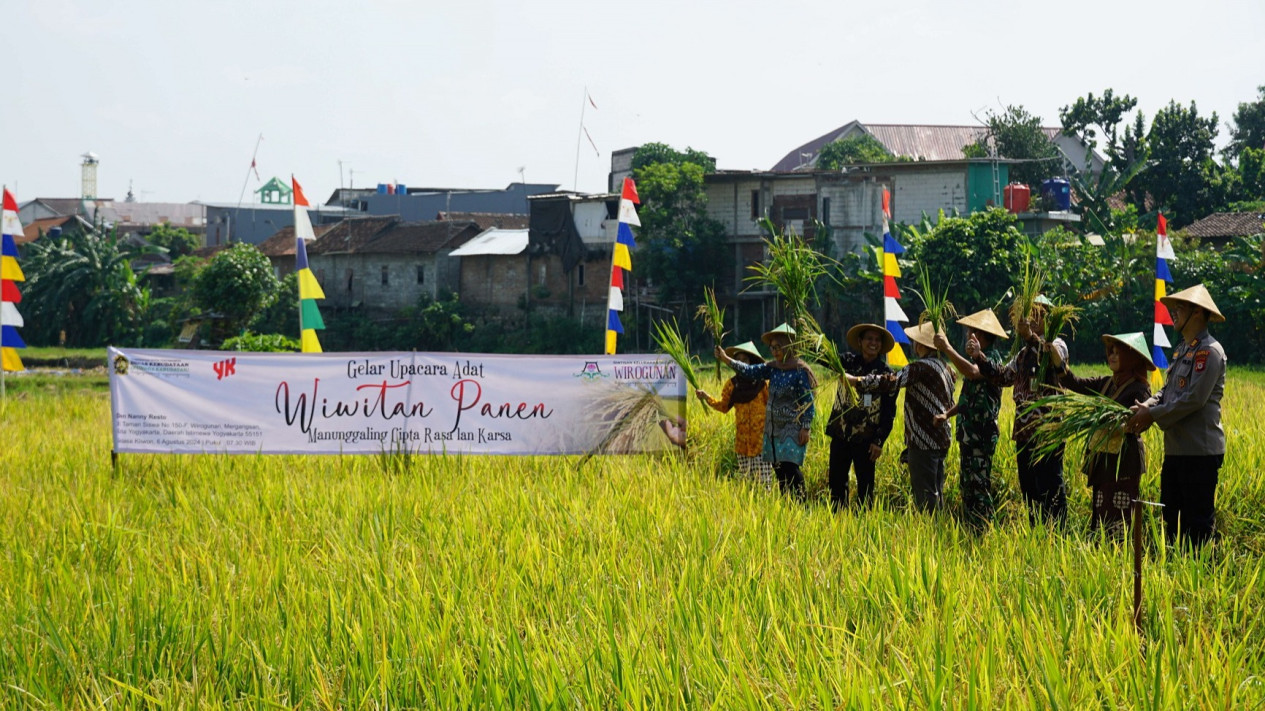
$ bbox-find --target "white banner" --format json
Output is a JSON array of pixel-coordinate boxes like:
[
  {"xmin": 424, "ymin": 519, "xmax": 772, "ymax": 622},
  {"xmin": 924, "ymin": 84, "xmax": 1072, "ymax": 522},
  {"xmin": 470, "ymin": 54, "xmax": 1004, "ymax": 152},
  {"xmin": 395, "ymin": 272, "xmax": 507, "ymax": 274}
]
[{"xmin": 109, "ymin": 348, "xmax": 687, "ymax": 456}]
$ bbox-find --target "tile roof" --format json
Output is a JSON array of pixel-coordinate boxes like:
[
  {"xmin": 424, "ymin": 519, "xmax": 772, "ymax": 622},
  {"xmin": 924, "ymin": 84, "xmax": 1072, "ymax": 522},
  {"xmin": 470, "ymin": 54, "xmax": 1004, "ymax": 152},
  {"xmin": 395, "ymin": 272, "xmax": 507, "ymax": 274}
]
[
  {"xmin": 21, "ymin": 216, "xmax": 78, "ymax": 244},
  {"xmin": 1181, "ymin": 212, "xmax": 1265, "ymax": 239},
  {"xmin": 360, "ymin": 221, "xmax": 482, "ymax": 254},
  {"xmin": 257, "ymin": 224, "xmax": 336, "ymax": 257},
  {"xmin": 307, "ymin": 216, "xmax": 399, "ymax": 255},
  {"xmin": 435, "ymin": 211, "xmax": 530, "ymax": 230}
]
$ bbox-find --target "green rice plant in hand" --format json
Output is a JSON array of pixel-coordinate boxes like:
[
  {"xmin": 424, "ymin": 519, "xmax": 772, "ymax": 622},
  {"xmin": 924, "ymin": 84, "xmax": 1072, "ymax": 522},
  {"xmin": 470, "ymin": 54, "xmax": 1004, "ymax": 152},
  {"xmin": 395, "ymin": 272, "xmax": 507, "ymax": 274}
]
[
  {"xmin": 745, "ymin": 220, "xmax": 825, "ymax": 330},
  {"xmin": 652, "ymin": 317, "xmax": 703, "ymax": 391},
  {"xmin": 911, "ymin": 263, "xmax": 957, "ymax": 335},
  {"xmin": 696, "ymin": 286, "xmax": 727, "ymax": 383}
]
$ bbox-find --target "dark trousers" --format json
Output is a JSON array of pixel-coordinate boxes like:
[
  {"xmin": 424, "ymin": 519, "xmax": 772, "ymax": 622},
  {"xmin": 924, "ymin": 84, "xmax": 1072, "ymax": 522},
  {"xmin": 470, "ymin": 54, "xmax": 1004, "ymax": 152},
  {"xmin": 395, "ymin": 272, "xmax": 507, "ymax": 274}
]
[
  {"xmin": 1160, "ymin": 454, "xmax": 1222, "ymax": 547},
  {"xmin": 775, "ymin": 461, "xmax": 805, "ymax": 499},
  {"xmin": 828, "ymin": 438, "xmax": 876, "ymax": 510},
  {"xmin": 1016, "ymin": 441, "xmax": 1066, "ymax": 524},
  {"xmin": 907, "ymin": 447, "xmax": 947, "ymax": 512}
]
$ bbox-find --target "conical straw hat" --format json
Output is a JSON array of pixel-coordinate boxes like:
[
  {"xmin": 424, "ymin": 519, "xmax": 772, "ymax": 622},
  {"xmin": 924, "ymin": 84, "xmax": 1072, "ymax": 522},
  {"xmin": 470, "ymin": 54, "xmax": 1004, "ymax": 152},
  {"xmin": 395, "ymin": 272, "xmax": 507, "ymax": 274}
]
[
  {"xmin": 724, "ymin": 341, "xmax": 765, "ymax": 363},
  {"xmin": 1160, "ymin": 283, "xmax": 1224, "ymax": 323},
  {"xmin": 956, "ymin": 309, "xmax": 1009, "ymax": 339},
  {"xmin": 760, "ymin": 322, "xmax": 796, "ymax": 345},
  {"xmin": 846, "ymin": 323, "xmax": 895, "ymax": 352},
  {"xmin": 1101, "ymin": 332, "xmax": 1156, "ymax": 370},
  {"xmin": 903, "ymin": 322, "xmax": 939, "ymax": 350}
]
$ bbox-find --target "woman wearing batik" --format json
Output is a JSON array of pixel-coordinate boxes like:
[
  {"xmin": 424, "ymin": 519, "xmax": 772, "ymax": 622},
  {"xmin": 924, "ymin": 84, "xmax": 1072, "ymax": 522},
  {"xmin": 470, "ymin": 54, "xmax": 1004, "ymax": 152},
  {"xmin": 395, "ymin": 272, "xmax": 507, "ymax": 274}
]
[
  {"xmin": 697, "ymin": 341, "xmax": 772, "ymax": 488},
  {"xmin": 1050, "ymin": 332, "xmax": 1153, "ymax": 534},
  {"xmin": 714, "ymin": 323, "xmax": 816, "ymax": 498}
]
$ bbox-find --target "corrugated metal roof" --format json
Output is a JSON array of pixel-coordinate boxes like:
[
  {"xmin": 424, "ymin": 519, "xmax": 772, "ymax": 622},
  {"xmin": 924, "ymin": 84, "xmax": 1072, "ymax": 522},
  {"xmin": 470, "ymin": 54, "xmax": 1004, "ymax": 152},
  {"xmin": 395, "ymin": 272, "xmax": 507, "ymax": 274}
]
[
  {"xmin": 449, "ymin": 228, "xmax": 529, "ymax": 256},
  {"xmin": 864, "ymin": 124, "xmax": 988, "ymax": 161},
  {"xmin": 771, "ymin": 122, "xmax": 1073, "ymax": 171}
]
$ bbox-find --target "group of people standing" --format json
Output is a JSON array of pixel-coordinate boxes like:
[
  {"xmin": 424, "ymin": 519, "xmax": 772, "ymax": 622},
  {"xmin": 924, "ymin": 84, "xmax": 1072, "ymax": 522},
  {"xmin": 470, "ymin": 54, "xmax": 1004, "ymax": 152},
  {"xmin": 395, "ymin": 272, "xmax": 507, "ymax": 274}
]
[{"xmin": 700, "ymin": 283, "xmax": 1227, "ymax": 547}]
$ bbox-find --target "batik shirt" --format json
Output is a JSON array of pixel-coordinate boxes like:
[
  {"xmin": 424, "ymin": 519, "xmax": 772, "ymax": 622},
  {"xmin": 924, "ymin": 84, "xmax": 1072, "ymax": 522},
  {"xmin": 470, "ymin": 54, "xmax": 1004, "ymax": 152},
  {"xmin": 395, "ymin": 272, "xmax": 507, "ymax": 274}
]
[
  {"xmin": 826, "ymin": 352, "xmax": 896, "ymax": 447},
  {"xmin": 701, "ymin": 378, "xmax": 769, "ymax": 458},
  {"xmin": 978, "ymin": 337, "xmax": 1067, "ymax": 443},
  {"xmin": 858, "ymin": 357, "xmax": 956, "ymax": 452},
  {"xmin": 731, "ymin": 361, "xmax": 816, "ymax": 465}
]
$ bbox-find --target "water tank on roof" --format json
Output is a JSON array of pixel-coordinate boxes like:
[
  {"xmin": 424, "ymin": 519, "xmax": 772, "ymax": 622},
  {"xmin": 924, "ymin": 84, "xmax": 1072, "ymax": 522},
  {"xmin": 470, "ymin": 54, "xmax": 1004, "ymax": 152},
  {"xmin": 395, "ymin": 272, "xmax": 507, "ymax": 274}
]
[
  {"xmin": 396, "ymin": 184, "xmax": 406, "ymax": 195},
  {"xmin": 1004, "ymin": 183, "xmax": 1030, "ymax": 214},
  {"xmin": 1041, "ymin": 178, "xmax": 1071, "ymax": 211},
  {"xmin": 376, "ymin": 183, "xmax": 388, "ymax": 195},
  {"xmin": 386, "ymin": 184, "xmax": 395, "ymax": 195}
]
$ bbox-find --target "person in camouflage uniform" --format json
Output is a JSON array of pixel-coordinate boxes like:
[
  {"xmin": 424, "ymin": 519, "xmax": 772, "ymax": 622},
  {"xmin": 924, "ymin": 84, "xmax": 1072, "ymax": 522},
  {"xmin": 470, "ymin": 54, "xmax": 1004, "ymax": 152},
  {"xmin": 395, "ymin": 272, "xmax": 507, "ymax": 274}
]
[{"xmin": 933, "ymin": 309, "xmax": 1009, "ymax": 528}]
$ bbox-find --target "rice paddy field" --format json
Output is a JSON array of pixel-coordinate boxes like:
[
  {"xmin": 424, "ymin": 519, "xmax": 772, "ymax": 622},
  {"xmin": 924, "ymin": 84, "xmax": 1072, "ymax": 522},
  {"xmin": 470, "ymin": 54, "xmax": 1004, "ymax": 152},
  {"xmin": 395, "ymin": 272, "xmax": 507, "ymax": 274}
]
[{"xmin": 2, "ymin": 367, "xmax": 1265, "ymax": 708}]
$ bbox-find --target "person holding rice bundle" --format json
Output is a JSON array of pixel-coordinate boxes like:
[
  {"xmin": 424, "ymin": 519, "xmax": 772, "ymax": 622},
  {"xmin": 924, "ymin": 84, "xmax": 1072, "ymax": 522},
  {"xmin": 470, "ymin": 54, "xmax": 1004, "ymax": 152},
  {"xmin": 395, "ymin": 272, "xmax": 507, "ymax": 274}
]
[
  {"xmin": 1125, "ymin": 284, "xmax": 1227, "ymax": 547},
  {"xmin": 825, "ymin": 324, "xmax": 898, "ymax": 510},
  {"xmin": 1048, "ymin": 332, "xmax": 1153, "ymax": 535},
  {"xmin": 714, "ymin": 323, "xmax": 816, "ymax": 499},
  {"xmin": 847, "ymin": 323, "xmax": 956, "ymax": 512},
  {"xmin": 977, "ymin": 295, "xmax": 1070, "ymax": 525},
  {"xmin": 697, "ymin": 341, "xmax": 773, "ymax": 488},
  {"xmin": 932, "ymin": 309, "xmax": 1009, "ymax": 527}
]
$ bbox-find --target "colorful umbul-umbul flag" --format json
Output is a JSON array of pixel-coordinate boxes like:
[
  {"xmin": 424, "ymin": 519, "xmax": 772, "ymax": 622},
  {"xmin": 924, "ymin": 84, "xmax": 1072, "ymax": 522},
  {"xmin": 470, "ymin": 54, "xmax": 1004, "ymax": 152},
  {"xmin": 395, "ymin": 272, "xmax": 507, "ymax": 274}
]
[
  {"xmin": 1, "ymin": 188, "xmax": 26, "ymax": 372},
  {"xmin": 880, "ymin": 187, "xmax": 909, "ymax": 367},
  {"xmin": 1151, "ymin": 212, "xmax": 1176, "ymax": 389},
  {"xmin": 605, "ymin": 177, "xmax": 639, "ymax": 354},
  {"xmin": 292, "ymin": 177, "xmax": 326, "ymax": 353}
]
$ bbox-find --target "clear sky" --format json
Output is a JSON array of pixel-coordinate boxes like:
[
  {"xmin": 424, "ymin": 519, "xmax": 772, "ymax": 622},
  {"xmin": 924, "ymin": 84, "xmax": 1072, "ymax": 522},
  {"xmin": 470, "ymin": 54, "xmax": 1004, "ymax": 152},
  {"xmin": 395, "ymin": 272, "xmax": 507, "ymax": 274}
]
[{"xmin": 6, "ymin": 0, "xmax": 1263, "ymax": 204}]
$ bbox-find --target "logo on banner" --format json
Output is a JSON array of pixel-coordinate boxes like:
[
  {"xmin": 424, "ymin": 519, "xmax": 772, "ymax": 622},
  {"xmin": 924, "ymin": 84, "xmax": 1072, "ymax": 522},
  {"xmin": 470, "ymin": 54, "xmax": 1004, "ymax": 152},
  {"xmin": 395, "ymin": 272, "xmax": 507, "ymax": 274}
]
[
  {"xmin": 213, "ymin": 357, "xmax": 238, "ymax": 380},
  {"xmin": 575, "ymin": 361, "xmax": 607, "ymax": 381},
  {"xmin": 113, "ymin": 355, "xmax": 130, "ymax": 375}
]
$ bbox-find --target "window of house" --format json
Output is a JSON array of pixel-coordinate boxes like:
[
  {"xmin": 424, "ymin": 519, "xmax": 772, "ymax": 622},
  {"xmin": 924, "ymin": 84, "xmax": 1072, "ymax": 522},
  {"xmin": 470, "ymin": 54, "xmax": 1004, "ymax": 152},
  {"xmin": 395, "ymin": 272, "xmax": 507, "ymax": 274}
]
[
  {"xmin": 750, "ymin": 190, "xmax": 760, "ymax": 219},
  {"xmin": 821, "ymin": 198, "xmax": 831, "ymax": 227},
  {"xmin": 577, "ymin": 263, "xmax": 585, "ymax": 286},
  {"xmin": 381, "ymin": 265, "xmax": 389, "ymax": 286},
  {"xmin": 346, "ymin": 269, "xmax": 354, "ymax": 293},
  {"xmin": 782, "ymin": 207, "xmax": 809, "ymax": 221},
  {"xmin": 417, "ymin": 265, "xmax": 425, "ymax": 284}
]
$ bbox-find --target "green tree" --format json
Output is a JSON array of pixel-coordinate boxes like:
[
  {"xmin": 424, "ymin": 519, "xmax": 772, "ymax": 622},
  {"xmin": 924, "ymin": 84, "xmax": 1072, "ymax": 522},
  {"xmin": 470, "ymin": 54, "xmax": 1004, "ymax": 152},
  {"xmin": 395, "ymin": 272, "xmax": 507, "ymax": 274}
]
[
  {"xmin": 1225, "ymin": 85, "xmax": 1265, "ymax": 162},
  {"xmin": 900, "ymin": 208, "xmax": 1026, "ymax": 316},
  {"xmin": 817, "ymin": 134, "xmax": 893, "ymax": 170},
  {"xmin": 967, "ymin": 104, "xmax": 1062, "ymax": 186},
  {"xmin": 631, "ymin": 143, "xmax": 729, "ymax": 311},
  {"xmin": 1233, "ymin": 146, "xmax": 1265, "ymax": 202},
  {"xmin": 192, "ymin": 243, "xmax": 278, "ymax": 336},
  {"xmin": 1060, "ymin": 89, "xmax": 1139, "ymax": 162},
  {"xmin": 21, "ymin": 227, "xmax": 153, "ymax": 346},
  {"xmin": 145, "ymin": 223, "xmax": 201, "ymax": 259},
  {"xmin": 248, "ymin": 271, "xmax": 300, "ymax": 337},
  {"xmin": 1060, "ymin": 89, "xmax": 1150, "ymax": 210},
  {"xmin": 1142, "ymin": 100, "xmax": 1223, "ymax": 226}
]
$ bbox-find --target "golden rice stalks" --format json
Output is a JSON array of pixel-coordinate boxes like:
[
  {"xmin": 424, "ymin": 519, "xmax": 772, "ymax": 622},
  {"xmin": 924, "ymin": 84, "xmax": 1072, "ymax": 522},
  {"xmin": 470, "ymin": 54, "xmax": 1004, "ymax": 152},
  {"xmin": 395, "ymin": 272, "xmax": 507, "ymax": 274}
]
[
  {"xmin": 651, "ymin": 317, "xmax": 703, "ymax": 391},
  {"xmin": 1024, "ymin": 391, "xmax": 1131, "ymax": 464}
]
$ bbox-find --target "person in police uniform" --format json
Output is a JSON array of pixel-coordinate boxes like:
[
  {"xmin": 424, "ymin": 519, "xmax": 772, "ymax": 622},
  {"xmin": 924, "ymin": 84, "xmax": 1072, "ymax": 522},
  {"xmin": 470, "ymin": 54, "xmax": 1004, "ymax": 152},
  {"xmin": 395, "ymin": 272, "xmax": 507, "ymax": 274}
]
[{"xmin": 1125, "ymin": 283, "xmax": 1227, "ymax": 547}]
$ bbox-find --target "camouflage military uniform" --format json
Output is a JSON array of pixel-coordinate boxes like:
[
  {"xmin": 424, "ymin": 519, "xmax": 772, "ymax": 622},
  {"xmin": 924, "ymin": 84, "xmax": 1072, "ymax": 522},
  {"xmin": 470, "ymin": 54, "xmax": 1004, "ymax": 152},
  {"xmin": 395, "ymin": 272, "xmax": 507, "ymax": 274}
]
[{"xmin": 956, "ymin": 345, "xmax": 1005, "ymax": 525}]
